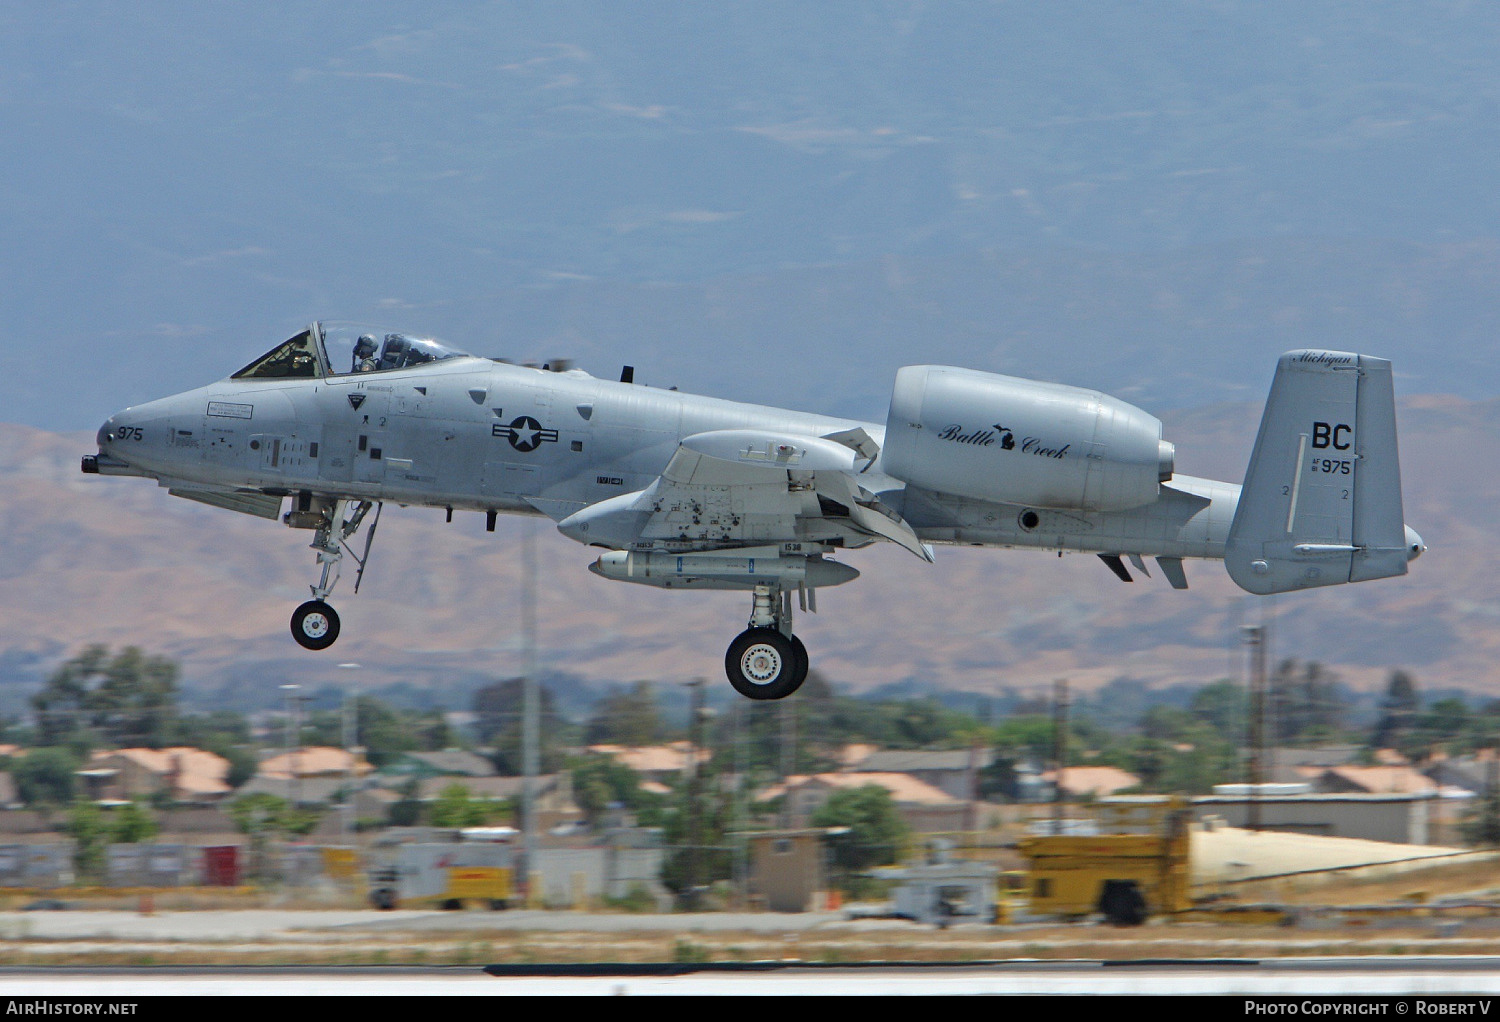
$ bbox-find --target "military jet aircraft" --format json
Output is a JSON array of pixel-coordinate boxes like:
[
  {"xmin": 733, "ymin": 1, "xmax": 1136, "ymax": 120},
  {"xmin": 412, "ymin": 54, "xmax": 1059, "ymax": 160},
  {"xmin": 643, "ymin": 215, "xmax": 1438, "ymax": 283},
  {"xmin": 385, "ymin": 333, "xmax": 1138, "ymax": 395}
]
[{"xmin": 83, "ymin": 322, "xmax": 1424, "ymax": 700}]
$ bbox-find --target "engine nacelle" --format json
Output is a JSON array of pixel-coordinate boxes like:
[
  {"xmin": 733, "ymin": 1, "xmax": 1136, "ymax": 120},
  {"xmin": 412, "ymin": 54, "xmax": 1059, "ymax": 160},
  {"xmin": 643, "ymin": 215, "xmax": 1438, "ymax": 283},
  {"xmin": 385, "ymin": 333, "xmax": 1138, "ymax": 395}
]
[{"xmin": 882, "ymin": 365, "xmax": 1174, "ymax": 512}]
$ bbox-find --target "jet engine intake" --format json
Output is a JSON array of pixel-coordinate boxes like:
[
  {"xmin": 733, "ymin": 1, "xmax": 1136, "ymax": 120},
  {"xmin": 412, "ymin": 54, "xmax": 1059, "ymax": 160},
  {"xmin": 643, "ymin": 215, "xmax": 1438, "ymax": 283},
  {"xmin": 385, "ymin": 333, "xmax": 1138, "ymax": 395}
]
[{"xmin": 882, "ymin": 365, "xmax": 1173, "ymax": 512}]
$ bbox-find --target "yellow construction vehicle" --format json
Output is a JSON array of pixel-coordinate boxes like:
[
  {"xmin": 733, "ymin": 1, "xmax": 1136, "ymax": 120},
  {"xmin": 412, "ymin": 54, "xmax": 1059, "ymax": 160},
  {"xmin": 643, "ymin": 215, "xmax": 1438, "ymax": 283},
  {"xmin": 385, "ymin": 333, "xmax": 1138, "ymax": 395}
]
[{"xmin": 1016, "ymin": 799, "xmax": 1192, "ymax": 925}]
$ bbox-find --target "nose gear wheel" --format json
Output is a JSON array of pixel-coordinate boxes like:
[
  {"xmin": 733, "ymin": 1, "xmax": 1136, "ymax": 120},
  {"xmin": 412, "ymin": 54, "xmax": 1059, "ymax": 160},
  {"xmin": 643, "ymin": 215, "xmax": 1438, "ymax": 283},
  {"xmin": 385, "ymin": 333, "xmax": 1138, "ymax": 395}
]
[{"xmin": 291, "ymin": 600, "xmax": 341, "ymax": 651}]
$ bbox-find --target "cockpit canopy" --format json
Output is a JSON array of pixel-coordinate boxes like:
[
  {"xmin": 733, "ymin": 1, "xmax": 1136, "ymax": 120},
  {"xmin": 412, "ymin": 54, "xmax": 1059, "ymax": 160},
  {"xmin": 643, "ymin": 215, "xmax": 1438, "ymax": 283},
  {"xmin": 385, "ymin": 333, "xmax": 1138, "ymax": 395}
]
[{"xmin": 231, "ymin": 322, "xmax": 474, "ymax": 380}]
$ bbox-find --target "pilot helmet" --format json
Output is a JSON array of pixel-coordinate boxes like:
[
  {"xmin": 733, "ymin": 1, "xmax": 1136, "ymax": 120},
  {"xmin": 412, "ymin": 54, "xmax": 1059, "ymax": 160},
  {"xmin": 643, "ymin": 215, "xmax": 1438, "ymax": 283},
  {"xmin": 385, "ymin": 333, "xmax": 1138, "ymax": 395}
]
[{"xmin": 353, "ymin": 334, "xmax": 377, "ymax": 358}]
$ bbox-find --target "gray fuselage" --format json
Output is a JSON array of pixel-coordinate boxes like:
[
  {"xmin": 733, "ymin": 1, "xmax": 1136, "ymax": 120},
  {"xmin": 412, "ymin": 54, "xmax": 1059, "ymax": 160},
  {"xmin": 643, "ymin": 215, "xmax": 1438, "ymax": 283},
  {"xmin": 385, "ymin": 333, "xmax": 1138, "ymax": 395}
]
[{"xmin": 98, "ymin": 356, "xmax": 1240, "ymax": 563}]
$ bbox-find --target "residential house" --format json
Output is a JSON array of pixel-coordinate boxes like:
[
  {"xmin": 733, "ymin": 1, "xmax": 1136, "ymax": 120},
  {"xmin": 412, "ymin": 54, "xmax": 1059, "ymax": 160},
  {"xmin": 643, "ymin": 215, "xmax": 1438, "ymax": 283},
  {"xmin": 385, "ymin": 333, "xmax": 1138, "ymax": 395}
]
[
  {"xmin": 1425, "ymin": 750, "xmax": 1497, "ymax": 795},
  {"xmin": 1310, "ymin": 764, "xmax": 1448, "ymax": 796},
  {"xmin": 1254, "ymin": 744, "xmax": 1362, "ymax": 785},
  {"xmin": 834, "ymin": 743, "xmax": 879, "ymax": 769},
  {"xmin": 382, "ymin": 749, "xmax": 497, "ymax": 780},
  {"xmin": 1041, "ymin": 766, "xmax": 1142, "ymax": 799},
  {"xmin": 255, "ymin": 746, "xmax": 373, "ymax": 780},
  {"xmin": 238, "ymin": 746, "xmax": 376, "ymax": 808},
  {"xmin": 235, "ymin": 774, "xmax": 358, "ymax": 807},
  {"xmin": 755, "ymin": 771, "xmax": 969, "ymax": 833},
  {"xmin": 78, "ymin": 747, "xmax": 233, "ymax": 804},
  {"xmin": 846, "ymin": 748, "xmax": 993, "ymax": 802},
  {"xmin": 585, "ymin": 743, "xmax": 709, "ymax": 785}
]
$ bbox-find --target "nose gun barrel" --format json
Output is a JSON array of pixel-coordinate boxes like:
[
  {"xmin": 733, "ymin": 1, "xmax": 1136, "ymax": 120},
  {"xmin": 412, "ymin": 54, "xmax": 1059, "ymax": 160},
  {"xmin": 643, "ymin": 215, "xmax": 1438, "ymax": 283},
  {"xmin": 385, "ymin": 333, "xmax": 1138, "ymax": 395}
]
[{"xmin": 81, "ymin": 452, "xmax": 147, "ymax": 477}]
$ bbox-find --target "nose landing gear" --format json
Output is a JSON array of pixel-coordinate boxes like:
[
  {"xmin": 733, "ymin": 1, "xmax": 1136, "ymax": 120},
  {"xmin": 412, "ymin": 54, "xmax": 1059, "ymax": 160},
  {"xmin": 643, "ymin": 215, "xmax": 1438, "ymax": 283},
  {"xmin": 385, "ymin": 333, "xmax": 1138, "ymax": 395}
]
[
  {"xmin": 287, "ymin": 497, "xmax": 381, "ymax": 651},
  {"xmin": 725, "ymin": 583, "xmax": 810, "ymax": 700}
]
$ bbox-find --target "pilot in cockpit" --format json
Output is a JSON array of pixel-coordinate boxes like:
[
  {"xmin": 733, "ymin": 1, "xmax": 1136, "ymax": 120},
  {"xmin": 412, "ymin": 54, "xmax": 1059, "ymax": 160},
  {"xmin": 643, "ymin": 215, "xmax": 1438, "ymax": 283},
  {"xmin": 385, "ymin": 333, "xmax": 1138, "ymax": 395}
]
[{"xmin": 352, "ymin": 335, "xmax": 378, "ymax": 373}]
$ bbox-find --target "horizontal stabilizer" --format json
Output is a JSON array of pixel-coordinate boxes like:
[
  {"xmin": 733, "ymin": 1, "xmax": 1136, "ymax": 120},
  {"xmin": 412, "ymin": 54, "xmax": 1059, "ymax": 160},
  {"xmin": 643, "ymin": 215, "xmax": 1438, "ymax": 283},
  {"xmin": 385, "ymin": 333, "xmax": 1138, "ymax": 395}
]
[{"xmin": 1225, "ymin": 350, "xmax": 1409, "ymax": 595}]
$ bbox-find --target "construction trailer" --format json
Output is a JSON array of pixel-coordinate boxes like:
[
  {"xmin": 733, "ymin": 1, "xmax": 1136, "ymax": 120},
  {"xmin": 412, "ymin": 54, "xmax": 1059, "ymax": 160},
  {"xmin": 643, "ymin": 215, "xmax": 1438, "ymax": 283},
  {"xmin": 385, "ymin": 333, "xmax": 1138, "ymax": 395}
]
[
  {"xmin": 368, "ymin": 827, "xmax": 517, "ymax": 910},
  {"xmin": 885, "ymin": 862, "xmax": 1001, "ymax": 926},
  {"xmin": 1016, "ymin": 800, "xmax": 1193, "ymax": 925}
]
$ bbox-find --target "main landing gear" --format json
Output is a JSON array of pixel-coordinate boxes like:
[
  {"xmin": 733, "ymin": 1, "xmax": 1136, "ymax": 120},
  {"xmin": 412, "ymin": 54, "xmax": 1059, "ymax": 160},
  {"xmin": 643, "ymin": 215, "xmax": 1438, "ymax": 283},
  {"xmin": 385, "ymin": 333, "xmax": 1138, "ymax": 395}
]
[
  {"xmin": 288, "ymin": 497, "xmax": 382, "ymax": 651},
  {"xmin": 725, "ymin": 583, "xmax": 809, "ymax": 700}
]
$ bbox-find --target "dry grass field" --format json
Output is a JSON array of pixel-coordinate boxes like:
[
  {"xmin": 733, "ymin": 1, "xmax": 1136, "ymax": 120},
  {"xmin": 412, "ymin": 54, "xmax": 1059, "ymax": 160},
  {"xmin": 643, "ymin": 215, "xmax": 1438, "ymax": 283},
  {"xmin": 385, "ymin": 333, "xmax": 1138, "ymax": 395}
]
[{"xmin": 0, "ymin": 855, "xmax": 1494, "ymax": 966}]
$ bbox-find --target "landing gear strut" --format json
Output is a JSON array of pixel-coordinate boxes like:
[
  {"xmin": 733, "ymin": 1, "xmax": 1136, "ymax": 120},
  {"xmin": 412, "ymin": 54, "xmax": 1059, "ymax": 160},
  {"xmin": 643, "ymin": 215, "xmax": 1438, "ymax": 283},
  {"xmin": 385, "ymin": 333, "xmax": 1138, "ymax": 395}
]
[
  {"xmin": 287, "ymin": 497, "xmax": 381, "ymax": 651},
  {"xmin": 724, "ymin": 583, "xmax": 809, "ymax": 700}
]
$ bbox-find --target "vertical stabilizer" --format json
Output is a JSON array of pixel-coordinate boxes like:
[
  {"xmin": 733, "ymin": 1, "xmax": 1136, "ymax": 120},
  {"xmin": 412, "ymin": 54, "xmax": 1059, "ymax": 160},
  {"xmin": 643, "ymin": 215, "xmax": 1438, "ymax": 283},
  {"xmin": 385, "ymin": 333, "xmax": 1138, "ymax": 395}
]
[{"xmin": 1225, "ymin": 350, "xmax": 1408, "ymax": 595}]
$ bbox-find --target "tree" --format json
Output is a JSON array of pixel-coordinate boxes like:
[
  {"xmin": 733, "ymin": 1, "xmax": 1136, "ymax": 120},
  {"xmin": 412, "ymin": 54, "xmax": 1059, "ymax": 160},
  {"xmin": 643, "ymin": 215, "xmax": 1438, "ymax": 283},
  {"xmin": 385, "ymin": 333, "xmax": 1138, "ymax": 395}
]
[
  {"xmin": 1189, "ymin": 680, "xmax": 1248, "ymax": 742},
  {"xmin": 989, "ymin": 715, "xmax": 1057, "ymax": 758},
  {"xmin": 110, "ymin": 800, "xmax": 158, "ymax": 843},
  {"xmin": 229, "ymin": 793, "xmax": 297, "ymax": 881},
  {"xmin": 306, "ymin": 701, "xmax": 454, "ymax": 761},
  {"xmin": 657, "ymin": 757, "xmax": 734, "ymax": 902},
  {"xmin": 812, "ymin": 785, "xmax": 912, "ymax": 887},
  {"xmin": 1134, "ymin": 736, "xmax": 1236, "ymax": 795},
  {"xmin": 33, "ymin": 646, "xmax": 179, "ymax": 750},
  {"xmin": 174, "ymin": 710, "xmax": 250, "ymax": 746},
  {"xmin": 228, "ymin": 792, "xmax": 318, "ymax": 839},
  {"xmin": 473, "ymin": 679, "xmax": 565, "ymax": 775},
  {"xmin": 66, "ymin": 798, "xmax": 108, "ymax": 879},
  {"xmin": 429, "ymin": 783, "xmax": 507, "ymax": 828},
  {"xmin": 1374, "ymin": 670, "xmax": 1420, "ymax": 751},
  {"xmin": 387, "ymin": 777, "xmax": 422, "ymax": 828},
  {"xmin": 14, "ymin": 747, "xmax": 80, "ymax": 806},
  {"xmin": 1463, "ymin": 776, "xmax": 1500, "ymax": 847},
  {"xmin": 1270, "ymin": 660, "xmax": 1347, "ymax": 745},
  {"xmin": 1139, "ymin": 705, "xmax": 1194, "ymax": 742},
  {"xmin": 218, "ymin": 745, "xmax": 259, "ymax": 790},
  {"xmin": 1415, "ymin": 698, "xmax": 1472, "ymax": 753},
  {"xmin": 584, "ymin": 682, "xmax": 664, "ymax": 746},
  {"xmin": 571, "ymin": 753, "xmax": 662, "ymax": 826},
  {"xmin": 407, "ymin": 709, "xmax": 455, "ymax": 752}
]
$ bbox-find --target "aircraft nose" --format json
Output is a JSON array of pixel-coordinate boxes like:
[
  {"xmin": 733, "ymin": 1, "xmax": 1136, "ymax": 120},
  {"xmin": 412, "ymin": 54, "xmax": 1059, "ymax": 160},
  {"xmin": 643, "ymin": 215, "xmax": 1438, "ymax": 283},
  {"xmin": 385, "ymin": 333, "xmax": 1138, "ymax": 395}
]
[
  {"xmin": 1404, "ymin": 525, "xmax": 1426, "ymax": 561},
  {"xmin": 83, "ymin": 412, "xmax": 141, "ymax": 476}
]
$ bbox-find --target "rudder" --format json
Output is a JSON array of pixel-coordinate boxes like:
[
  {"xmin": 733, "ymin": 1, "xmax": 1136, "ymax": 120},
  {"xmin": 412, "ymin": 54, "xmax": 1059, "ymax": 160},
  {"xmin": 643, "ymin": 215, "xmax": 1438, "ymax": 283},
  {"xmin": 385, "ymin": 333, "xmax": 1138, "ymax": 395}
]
[{"xmin": 1225, "ymin": 350, "xmax": 1409, "ymax": 595}]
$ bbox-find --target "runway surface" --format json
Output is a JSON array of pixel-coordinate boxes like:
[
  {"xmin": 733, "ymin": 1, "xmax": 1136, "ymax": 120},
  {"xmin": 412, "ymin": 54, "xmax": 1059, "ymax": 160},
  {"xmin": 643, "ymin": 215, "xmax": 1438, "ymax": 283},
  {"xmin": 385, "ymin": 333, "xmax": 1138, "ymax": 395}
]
[{"xmin": 0, "ymin": 959, "xmax": 1498, "ymax": 995}]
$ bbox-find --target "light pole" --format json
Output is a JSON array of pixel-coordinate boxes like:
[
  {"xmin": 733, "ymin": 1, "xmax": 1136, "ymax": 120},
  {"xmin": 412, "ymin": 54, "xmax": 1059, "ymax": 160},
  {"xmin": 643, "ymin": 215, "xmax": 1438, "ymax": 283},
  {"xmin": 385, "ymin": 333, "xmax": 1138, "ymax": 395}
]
[
  {"xmin": 521, "ymin": 519, "xmax": 539, "ymax": 905},
  {"xmin": 685, "ymin": 678, "xmax": 707, "ymax": 906},
  {"xmin": 1052, "ymin": 679, "xmax": 1070, "ymax": 834},
  {"xmin": 1242, "ymin": 623, "xmax": 1266, "ymax": 833},
  {"xmin": 731, "ymin": 698, "xmax": 747, "ymax": 906},
  {"xmin": 338, "ymin": 663, "xmax": 361, "ymax": 848},
  {"xmin": 279, "ymin": 684, "xmax": 302, "ymax": 814},
  {"xmin": 279, "ymin": 682, "xmax": 303, "ymax": 887}
]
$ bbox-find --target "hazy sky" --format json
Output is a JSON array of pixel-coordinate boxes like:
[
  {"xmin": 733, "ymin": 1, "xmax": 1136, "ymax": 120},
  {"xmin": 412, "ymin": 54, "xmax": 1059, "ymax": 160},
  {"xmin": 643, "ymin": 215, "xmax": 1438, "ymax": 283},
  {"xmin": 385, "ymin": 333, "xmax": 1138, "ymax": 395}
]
[{"xmin": 5, "ymin": 2, "xmax": 1498, "ymax": 431}]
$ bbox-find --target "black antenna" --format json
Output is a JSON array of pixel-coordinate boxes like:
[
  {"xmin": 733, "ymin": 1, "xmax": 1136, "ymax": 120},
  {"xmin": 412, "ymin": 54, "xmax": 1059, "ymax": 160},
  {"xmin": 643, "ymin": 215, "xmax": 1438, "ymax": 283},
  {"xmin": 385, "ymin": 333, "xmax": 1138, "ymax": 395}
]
[{"xmin": 620, "ymin": 365, "xmax": 635, "ymax": 384}]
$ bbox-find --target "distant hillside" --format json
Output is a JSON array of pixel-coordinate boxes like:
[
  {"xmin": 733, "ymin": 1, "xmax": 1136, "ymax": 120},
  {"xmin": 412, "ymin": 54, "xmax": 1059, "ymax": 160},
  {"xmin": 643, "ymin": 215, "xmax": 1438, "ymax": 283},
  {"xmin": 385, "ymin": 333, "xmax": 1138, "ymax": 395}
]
[{"xmin": 0, "ymin": 393, "xmax": 1491, "ymax": 712}]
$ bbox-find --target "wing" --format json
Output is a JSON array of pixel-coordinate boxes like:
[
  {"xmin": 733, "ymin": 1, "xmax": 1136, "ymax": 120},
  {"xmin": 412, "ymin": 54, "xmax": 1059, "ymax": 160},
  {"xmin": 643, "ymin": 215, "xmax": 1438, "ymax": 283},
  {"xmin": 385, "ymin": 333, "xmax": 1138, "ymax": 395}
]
[{"xmin": 557, "ymin": 428, "xmax": 934, "ymax": 562}]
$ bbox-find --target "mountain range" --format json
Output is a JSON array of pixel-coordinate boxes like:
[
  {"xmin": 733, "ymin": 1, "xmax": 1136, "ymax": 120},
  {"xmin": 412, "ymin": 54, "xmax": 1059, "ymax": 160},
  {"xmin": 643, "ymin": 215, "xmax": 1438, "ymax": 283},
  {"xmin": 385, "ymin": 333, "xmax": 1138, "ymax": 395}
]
[
  {"xmin": 1, "ymin": 4, "xmax": 1496, "ymax": 715},
  {"xmin": 1, "ymin": 389, "xmax": 1491, "ymax": 714}
]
